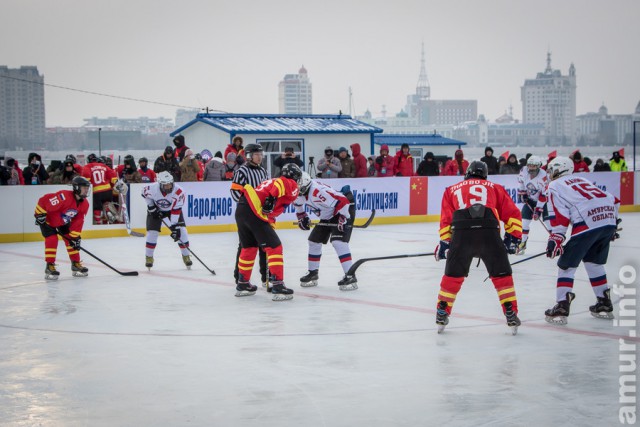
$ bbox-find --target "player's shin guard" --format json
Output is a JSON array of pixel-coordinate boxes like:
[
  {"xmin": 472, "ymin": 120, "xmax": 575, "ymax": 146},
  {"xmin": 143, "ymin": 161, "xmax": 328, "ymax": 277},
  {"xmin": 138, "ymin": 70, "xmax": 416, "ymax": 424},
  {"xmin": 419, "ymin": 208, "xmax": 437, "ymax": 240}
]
[
  {"xmin": 145, "ymin": 230, "xmax": 159, "ymax": 257},
  {"xmin": 44, "ymin": 235, "xmax": 58, "ymax": 264},
  {"xmin": 491, "ymin": 275, "xmax": 518, "ymax": 315},
  {"xmin": 584, "ymin": 262, "xmax": 608, "ymax": 298},
  {"xmin": 331, "ymin": 240, "xmax": 353, "ymax": 274},
  {"xmin": 556, "ymin": 267, "xmax": 576, "ymax": 302},
  {"xmin": 436, "ymin": 276, "xmax": 464, "ymax": 318},
  {"xmin": 238, "ymin": 247, "xmax": 259, "ymax": 283},
  {"xmin": 93, "ymin": 210, "xmax": 102, "ymax": 225},
  {"xmin": 264, "ymin": 246, "xmax": 284, "ymax": 282},
  {"xmin": 308, "ymin": 241, "xmax": 322, "ymax": 271},
  {"xmin": 178, "ymin": 227, "xmax": 190, "ymax": 256}
]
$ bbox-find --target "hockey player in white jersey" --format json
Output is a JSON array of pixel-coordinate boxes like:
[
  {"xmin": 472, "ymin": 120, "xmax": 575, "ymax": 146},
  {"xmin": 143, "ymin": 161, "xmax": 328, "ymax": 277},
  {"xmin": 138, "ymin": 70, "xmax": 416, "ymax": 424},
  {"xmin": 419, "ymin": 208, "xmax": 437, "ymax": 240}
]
[
  {"xmin": 141, "ymin": 171, "xmax": 192, "ymax": 270},
  {"xmin": 294, "ymin": 173, "xmax": 358, "ymax": 291},
  {"xmin": 516, "ymin": 155, "xmax": 550, "ymax": 255},
  {"xmin": 543, "ymin": 156, "xmax": 620, "ymax": 325}
]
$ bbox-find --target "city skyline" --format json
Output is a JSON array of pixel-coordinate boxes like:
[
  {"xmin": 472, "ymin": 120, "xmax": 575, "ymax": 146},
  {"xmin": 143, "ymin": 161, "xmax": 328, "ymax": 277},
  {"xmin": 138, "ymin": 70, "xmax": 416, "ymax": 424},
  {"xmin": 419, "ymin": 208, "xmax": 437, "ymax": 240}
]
[{"xmin": 2, "ymin": 0, "xmax": 639, "ymax": 127}]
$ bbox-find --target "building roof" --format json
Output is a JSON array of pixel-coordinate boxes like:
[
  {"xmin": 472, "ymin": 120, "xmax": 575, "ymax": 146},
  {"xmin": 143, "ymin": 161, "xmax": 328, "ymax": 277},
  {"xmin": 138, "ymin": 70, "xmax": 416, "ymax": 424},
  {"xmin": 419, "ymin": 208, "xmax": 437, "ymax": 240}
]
[
  {"xmin": 170, "ymin": 113, "xmax": 383, "ymax": 136},
  {"xmin": 373, "ymin": 134, "xmax": 466, "ymax": 146}
]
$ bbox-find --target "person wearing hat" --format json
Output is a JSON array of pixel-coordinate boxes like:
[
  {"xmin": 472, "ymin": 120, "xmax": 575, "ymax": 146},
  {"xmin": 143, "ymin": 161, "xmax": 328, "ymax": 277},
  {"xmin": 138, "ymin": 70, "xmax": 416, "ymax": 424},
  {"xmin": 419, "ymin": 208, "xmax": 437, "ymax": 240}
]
[
  {"xmin": 350, "ymin": 143, "xmax": 368, "ymax": 178},
  {"xmin": 317, "ymin": 146, "xmax": 342, "ymax": 179},
  {"xmin": 179, "ymin": 149, "xmax": 201, "ymax": 182},
  {"xmin": 154, "ymin": 146, "xmax": 181, "ymax": 181},
  {"xmin": 499, "ymin": 154, "xmax": 521, "ymax": 175},
  {"xmin": 225, "ymin": 136, "xmax": 244, "ymax": 165},
  {"xmin": 337, "ymin": 146, "xmax": 355, "ymax": 178},
  {"xmin": 480, "ymin": 147, "xmax": 499, "ymax": 175},
  {"xmin": 374, "ymin": 144, "xmax": 395, "ymax": 177},
  {"xmin": 138, "ymin": 157, "xmax": 156, "ymax": 183},
  {"xmin": 204, "ymin": 151, "xmax": 226, "ymax": 181},
  {"xmin": 394, "ymin": 143, "xmax": 414, "ymax": 177},
  {"xmin": 367, "ymin": 156, "xmax": 376, "ymax": 177},
  {"xmin": 417, "ymin": 152, "xmax": 440, "ymax": 176},
  {"xmin": 570, "ymin": 150, "xmax": 589, "ymax": 173},
  {"xmin": 442, "ymin": 149, "xmax": 469, "ymax": 176},
  {"xmin": 593, "ymin": 158, "xmax": 611, "ymax": 172},
  {"xmin": 609, "ymin": 150, "xmax": 627, "ymax": 172},
  {"xmin": 172, "ymin": 135, "xmax": 190, "ymax": 162},
  {"xmin": 47, "ymin": 159, "xmax": 79, "ymax": 184},
  {"xmin": 274, "ymin": 146, "xmax": 304, "ymax": 176},
  {"xmin": 23, "ymin": 152, "xmax": 49, "ymax": 185}
]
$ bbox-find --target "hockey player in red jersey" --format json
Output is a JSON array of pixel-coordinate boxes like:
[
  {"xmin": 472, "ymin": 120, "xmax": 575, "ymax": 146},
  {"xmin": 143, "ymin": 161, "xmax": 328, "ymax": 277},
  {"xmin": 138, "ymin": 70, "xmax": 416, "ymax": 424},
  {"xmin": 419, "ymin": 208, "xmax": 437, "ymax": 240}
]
[
  {"xmin": 82, "ymin": 154, "xmax": 117, "ymax": 224},
  {"xmin": 34, "ymin": 176, "xmax": 91, "ymax": 280},
  {"xmin": 434, "ymin": 161, "xmax": 523, "ymax": 334},
  {"xmin": 234, "ymin": 163, "xmax": 301, "ymax": 301},
  {"xmin": 543, "ymin": 156, "xmax": 619, "ymax": 325}
]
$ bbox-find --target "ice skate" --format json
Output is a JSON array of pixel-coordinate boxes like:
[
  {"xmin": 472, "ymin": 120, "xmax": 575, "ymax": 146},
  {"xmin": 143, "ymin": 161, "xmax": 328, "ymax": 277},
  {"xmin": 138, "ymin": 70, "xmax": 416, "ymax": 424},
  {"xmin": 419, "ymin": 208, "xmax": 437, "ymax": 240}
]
[
  {"xmin": 145, "ymin": 256, "xmax": 154, "ymax": 270},
  {"xmin": 44, "ymin": 263, "xmax": 60, "ymax": 281},
  {"xmin": 300, "ymin": 269, "xmax": 319, "ymax": 287},
  {"xmin": 270, "ymin": 281, "xmax": 294, "ymax": 301},
  {"xmin": 545, "ymin": 292, "xmax": 575, "ymax": 325},
  {"xmin": 503, "ymin": 301, "xmax": 521, "ymax": 335},
  {"xmin": 71, "ymin": 261, "xmax": 89, "ymax": 277},
  {"xmin": 337, "ymin": 274, "xmax": 358, "ymax": 291},
  {"xmin": 436, "ymin": 300, "xmax": 449, "ymax": 334},
  {"xmin": 182, "ymin": 255, "xmax": 192, "ymax": 269},
  {"xmin": 235, "ymin": 280, "xmax": 257, "ymax": 297},
  {"xmin": 589, "ymin": 289, "xmax": 614, "ymax": 320},
  {"xmin": 516, "ymin": 240, "xmax": 526, "ymax": 256}
]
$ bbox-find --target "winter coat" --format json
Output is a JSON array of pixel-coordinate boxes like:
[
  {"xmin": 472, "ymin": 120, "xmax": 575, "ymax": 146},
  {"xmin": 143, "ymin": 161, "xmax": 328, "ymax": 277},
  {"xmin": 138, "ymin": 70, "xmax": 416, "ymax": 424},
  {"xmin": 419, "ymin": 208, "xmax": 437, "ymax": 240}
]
[
  {"xmin": 122, "ymin": 169, "xmax": 143, "ymax": 183},
  {"xmin": 481, "ymin": 149, "xmax": 499, "ymax": 175},
  {"xmin": 609, "ymin": 158, "xmax": 627, "ymax": 172},
  {"xmin": 224, "ymin": 144, "xmax": 242, "ymax": 164},
  {"xmin": 442, "ymin": 159, "xmax": 469, "ymax": 176},
  {"xmin": 317, "ymin": 154, "xmax": 342, "ymax": 179},
  {"xmin": 416, "ymin": 158, "xmax": 440, "ymax": 176},
  {"xmin": 203, "ymin": 157, "xmax": 225, "ymax": 181},
  {"xmin": 338, "ymin": 155, "xmax": 355, "ymax": 178},
  {"xmin": 593, "ymin": 162, "xmax": 611, "ymax": 172},
  {"xmin": 374, "ymin": 144, "xmax": 395, "ymax": 177},
  {"xmin": 23, "ymin": 164, "xmax": 49, "ymax": 185},
  {"xmin": 573, "ymin": 160, "xmax": 589, "ymax": 173},
  {"xmin": 499, "ymin": 155, "xmax": 521, "ymax": 175},
  {"xmin": 154, "ymin": 154, "xmax": 181, "ymax": 181},
  {"xmin": 350, "ymin": 143, "xmax": 368, "ymax": 178},
  {"xmin": 394, "ymin": 151, "xmax": 415, "ymax": 177},
  {"xmin": 47, "ymin": 169, "xmax": 79, "ymax": 185},
  {"xmin": 179, "ymin": 157, "xmax": 201, "ymax": 182},
  {"xmin": 274, "ymin": 155, "xmax": 304, "ymax": 175}
]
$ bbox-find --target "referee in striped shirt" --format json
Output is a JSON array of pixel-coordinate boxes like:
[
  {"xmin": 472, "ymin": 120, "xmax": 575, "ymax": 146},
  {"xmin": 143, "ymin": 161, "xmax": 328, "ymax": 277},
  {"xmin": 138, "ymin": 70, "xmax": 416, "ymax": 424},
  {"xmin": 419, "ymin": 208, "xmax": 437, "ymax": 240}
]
[{"xmin": 230, "ymin": 143, "xmax": 269, "ymax": 285}]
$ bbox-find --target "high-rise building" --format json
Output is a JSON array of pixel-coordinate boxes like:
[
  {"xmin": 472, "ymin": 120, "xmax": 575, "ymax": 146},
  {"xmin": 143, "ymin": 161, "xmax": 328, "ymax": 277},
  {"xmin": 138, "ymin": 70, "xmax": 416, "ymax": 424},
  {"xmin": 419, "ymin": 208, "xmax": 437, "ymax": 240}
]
[
  {"xmin": 0, "ymin": 66, "xmax": 46, "ymax": 149},
  {"xmin": 278, "ymin": 66, "xmax": 312, "ymax": 114},
  {"xmin": 521, "ymin": 52, "xmax": 576, "ymax": 145},
  {"xmin": 405, "ymin": 44, "xmax": 477, "ymax": 126}
]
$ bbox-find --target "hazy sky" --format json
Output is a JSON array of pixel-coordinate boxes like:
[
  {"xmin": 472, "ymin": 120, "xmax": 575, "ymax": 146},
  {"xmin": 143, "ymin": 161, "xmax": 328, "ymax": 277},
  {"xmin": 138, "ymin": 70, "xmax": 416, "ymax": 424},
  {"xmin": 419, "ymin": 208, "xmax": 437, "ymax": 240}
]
[{"xmin": 3, "ymin": 0, "xmax": 639, "ymax": 127}]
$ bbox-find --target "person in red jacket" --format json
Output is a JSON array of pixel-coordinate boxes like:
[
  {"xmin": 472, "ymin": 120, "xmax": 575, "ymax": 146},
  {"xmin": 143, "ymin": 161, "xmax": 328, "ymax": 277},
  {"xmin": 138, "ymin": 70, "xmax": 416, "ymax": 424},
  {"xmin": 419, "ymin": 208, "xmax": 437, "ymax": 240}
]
[
  {"xmin": 138, "ymin": 157, "xmax": 157, "ymax": 183},
  {"xmin": 234, "ymin": 163, "xmax": 301, "ymax": 301},
  {"xmin": 224, "ymin": 136, "xmax": 244, "ymax": 165},
  {"xmin": 434, "ymin": 161, "xmax": 523, "ymax": 334},
  {"xmin": 394, "ymin": 143, "xmax": 415, "ymax": 176},
  {"xmin": 172, "ymin": 135, "xmax": 190, "ymax": 161},
  {"xmin": 34, "ymin": 176, "xmax": 91, "ymax": 280},
  {"xmin": 442, "ymin": 149, "xmax": 469, "ymax": 176},
  {"xmin": 82, "ymin": 154, "xmax": 117, "ymax": 224},
  {"xmin": 374, "ymin": 144, "xmax": 395, "ymax": 177},
  {"xmin": 350, "ymin": 143, "xmax": 368, "ymax": 178},
  {"xmin": 570, "ymin": 150, "xmax": 589, "ymax": 173}
]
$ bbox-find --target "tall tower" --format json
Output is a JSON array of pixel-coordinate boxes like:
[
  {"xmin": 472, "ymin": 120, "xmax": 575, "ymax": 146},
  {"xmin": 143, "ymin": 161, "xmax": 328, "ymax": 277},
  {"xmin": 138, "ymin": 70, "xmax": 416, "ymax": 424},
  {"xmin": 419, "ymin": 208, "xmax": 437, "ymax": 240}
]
[
  {"xmin": 278, "ymin": 66, "xmax": 313, "ymax": 114},
  {"xmin": 521, "ymin": 52, "xmax": 577, "ymax": 145},
  {"xmin": 0, "ymin": 66, "xmax": 46, "ymax": 149},
  {"xmin": 416, "ymin": 42, "xmax": 430, "ymax": 100}
]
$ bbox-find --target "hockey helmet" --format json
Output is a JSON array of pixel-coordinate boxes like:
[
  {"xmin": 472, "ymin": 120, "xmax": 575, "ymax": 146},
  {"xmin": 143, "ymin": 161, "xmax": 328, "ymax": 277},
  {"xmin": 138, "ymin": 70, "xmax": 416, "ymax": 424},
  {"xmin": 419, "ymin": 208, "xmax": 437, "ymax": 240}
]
[
  {"xmin": 547, "ymin": 156, "xmax": 573, "ymax": 181},
  {"xmin": 157, "ymin": 171, "xmax": 174, "ymax": 194},
  {"xmin": 280, "ymin": 163, "xmax": 302, "ymax": 182},
  {"xmin": 139, "ymin": 157, "xmax": 148, "ymax": 165},
  {"xmin": 527, "ymin": 155, "xmax": 543, "ymax": 177},
  {"xmin": 465, "ymin": 160, "xmax": 488, "ymax": 180},
  {"xmin": 244, "ymin": 143, "xmax": 263, "ymax": 157},
  {"xmin": 65, "ymin": 154, "xmax": 77, "ymax": 164},
  {"xmin": 71, "ymin": 176, "xmax": 91, "ymax": 199},
  {"xmin": 87, "ymin": 153, "xmax": 98, "ymax": 164},
  {"xmin": 298, "ymin": 172, "xmax": 312, "ymax": 195}
]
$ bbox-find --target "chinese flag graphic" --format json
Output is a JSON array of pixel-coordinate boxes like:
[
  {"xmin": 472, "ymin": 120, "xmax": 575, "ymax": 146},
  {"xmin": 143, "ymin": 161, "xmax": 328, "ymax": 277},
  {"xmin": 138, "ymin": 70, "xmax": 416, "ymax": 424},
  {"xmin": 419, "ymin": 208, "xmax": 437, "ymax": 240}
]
[
  {"xmin": 620, "ymin": 172, "xmax": 634, "ymax": 205},
  {"xmin": 409, "ymin": 177, "xmax": 428, "ymax": 215}
]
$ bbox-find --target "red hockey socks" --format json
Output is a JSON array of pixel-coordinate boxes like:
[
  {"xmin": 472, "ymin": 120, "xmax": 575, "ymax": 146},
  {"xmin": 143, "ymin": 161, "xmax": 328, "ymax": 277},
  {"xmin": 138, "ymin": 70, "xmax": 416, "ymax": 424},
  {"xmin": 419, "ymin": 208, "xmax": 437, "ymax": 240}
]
[
  {"xmin": 264, "ymin": 245, "xmax": 284, "ymax": 282},
  {"xmin": 437, "ymin": 275, "xmax": 464, "ymax": 314},
  {"xmin": 44, "ymin": 235, "xmax": 58, "ymax": 263},
  {"xmin": 491, "ymin": 275, "xmax": 518, "ymax": 314},
  {"xmin": 238, "ymin": 247, "xmax": 258, "ymax": 281}
]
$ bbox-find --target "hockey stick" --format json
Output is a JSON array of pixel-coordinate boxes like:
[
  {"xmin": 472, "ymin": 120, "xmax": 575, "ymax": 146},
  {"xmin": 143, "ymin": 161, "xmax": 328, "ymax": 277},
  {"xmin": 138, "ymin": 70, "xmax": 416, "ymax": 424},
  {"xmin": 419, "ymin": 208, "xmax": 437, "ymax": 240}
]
[
  {"xmin": 346, "ymin": 252, "xmax": 434, "ymax": 276},
  {"xmin": 160, "ymin": 218, "xmax": 216, "ymax": 275},
  {"xmin": 119, "ymin": 191, "xmax": 145, "ymax": 237},
  {"xmin": 56, "ymin": 230, "xmax": 139, "ymax": 276},
  {"xmin": 294, "ymin": 209, "xmax": 376, "ymax": 229},
  {"xmin": 482, "ymin": 251, "xmax": 547, "ymax": 282}
]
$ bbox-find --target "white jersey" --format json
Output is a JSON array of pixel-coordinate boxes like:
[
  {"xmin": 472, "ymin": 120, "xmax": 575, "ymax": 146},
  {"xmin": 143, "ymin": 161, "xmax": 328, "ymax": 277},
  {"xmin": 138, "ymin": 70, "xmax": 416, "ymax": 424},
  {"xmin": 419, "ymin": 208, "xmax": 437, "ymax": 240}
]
[
  {"xmin": 293, "ymin": 180, "xmax": 351, "ymax": 220},
  {"xmin": 141, "ymin": 182, "xmax": 186, "ymax": 225},
  {"xmin": 517, "ymin": 168, "xmax": 548, "ymax": 206},
  {"xmin": 547, "ymin": 175, "xmax": 618, "ymax": 237}
]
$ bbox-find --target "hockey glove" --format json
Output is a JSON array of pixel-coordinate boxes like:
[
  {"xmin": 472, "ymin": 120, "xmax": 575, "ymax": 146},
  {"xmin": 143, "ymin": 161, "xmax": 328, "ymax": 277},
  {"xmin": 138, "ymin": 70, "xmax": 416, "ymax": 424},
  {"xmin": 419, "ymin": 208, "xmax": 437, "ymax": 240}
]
[
  {"xmin": 34, "ymin": 213, "xmax": 47, "ymax": 226},
  {"xmin": 57, "ymin": 224, "xmax": 70, "ymax": 235},
  {"xmin": 147, "ymin": 204, "xmax": 161, "ymax": 219},
  {"xmin": 546, "ymin": 233, "xmax": 565, "ymax": 259},
  {"xmin": 68, "ymin": 237, "xmax": 81, "ymax": 250},
  {"xmin": 517, "ymin": 191, "xmax": 529, "ymax": 205},
  {"xmin": 262, "ymin": 195, "xmax": 276, "ymax": 215},
  {"xmin": 114, "ymin": 179, "xmax": 128, "ymax": 195},
  {"xmin": 503, "ymin": 233, "xmax": 521, "ymax": 255},
  {"xmin": 611, "ymin": 218, "xmax": 622, "ymax": 241},
  {"xmin": 169, "ymin": 225, "xmax": 181, "ymax": 242},
  {"xmin": 336, "ymin": 214, "xmax": 348, "ymax": 232},
  {"xmin": 296, "ymin": 212, "xmax": 311, "ymax": 231},
  {"xmin": 435, "ymin": 240, "xmax": 450, "ymax": 261},
  {"xmin": 532, "ymin": 207, "xmax": 543, "ymax": 221}
]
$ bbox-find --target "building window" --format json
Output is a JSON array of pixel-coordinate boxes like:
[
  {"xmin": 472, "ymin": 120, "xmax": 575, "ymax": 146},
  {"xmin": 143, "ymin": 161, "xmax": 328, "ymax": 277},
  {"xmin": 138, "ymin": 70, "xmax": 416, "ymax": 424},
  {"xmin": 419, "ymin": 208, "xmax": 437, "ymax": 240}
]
[{"xmin": 256, "ymin": 138, "xmax": 304, "ymax": 177}]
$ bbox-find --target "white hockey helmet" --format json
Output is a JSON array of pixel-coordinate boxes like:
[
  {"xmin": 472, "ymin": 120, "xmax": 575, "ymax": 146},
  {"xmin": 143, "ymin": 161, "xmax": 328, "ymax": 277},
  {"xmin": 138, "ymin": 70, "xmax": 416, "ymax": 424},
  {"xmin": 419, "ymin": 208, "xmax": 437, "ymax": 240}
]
[
  {"xmin": 157, "ymin": 171, "xmax": 174, "ymax": 193},
  {"xmin": 526, "ymin": 155, "xmax": 543, "ymax": 176},
  {"xmin": 298, "ymin": 171, "xmax": 312, "ymax": 195},
  {"xmin": 547, "ymin": 156, "xmax": 573, "ymax": 181}
]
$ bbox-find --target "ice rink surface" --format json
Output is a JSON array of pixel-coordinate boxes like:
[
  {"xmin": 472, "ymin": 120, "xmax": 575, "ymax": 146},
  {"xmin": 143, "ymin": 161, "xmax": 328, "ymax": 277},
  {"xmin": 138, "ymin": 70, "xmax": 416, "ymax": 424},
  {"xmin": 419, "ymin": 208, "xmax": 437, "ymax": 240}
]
[{"xmin": 1, "ymin": 214, "xmax": 639, "ymax": 426}]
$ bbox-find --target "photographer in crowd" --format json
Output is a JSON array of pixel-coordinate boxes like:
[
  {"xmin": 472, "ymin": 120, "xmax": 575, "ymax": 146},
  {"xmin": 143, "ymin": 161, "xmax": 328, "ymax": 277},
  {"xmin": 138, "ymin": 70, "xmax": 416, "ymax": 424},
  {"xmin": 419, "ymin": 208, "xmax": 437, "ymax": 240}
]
[{"xmin": 274, "ymin": 146, "xmax": 303, "ymax": 176}]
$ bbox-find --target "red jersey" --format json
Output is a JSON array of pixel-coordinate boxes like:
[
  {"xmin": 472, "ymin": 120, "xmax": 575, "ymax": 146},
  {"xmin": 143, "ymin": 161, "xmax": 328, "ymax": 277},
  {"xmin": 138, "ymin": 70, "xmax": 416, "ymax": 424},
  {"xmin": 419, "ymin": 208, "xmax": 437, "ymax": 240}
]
[
  {"xmin": 139, "ymin": 168, "xmax": 157, "ymax": 183},
  {"xmin": 35, "ymin": 190, "xmax": 89, "ymax": 238},
  {"xmin": 439, "ymin": 178, "xmax": 522, "ymax": 241},
  {"xmin": 82, "ymin": 162, "xmax": 117, "ymax": 193},
  {"xmin": 242, "ymin": 176, "xmax": 299, "ymax": 223}
]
